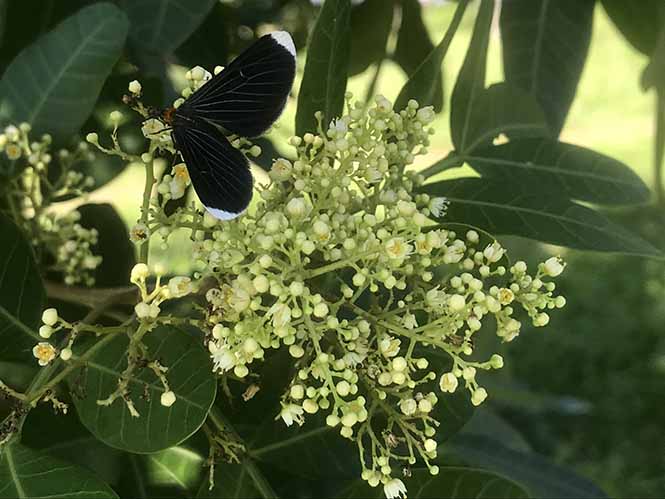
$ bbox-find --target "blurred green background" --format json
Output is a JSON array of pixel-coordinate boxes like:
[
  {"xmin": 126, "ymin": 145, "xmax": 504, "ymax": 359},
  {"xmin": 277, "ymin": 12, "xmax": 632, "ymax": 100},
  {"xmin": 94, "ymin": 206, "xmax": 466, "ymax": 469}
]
[{"xmin": 60, "ymin": 2, "xmax": 663, "ymax": 497}]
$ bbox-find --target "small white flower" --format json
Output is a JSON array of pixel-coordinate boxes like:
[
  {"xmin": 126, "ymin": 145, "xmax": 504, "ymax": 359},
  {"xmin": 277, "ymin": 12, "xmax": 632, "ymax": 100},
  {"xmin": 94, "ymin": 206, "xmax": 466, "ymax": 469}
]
[
  {"xmin": 168, "ymin": 276, "xmax": 193, "ymax": 298},
  {"xmin": 128, "ymin": 80, "xmax": 142, "ymax": 95},
  {"xmin": 130, "ymin": 263, "xmax": 150, "ymax": 283},
  {"xmin": 270, "ymin": 302, "xmax": 292, "ymax": 328},
  {"xmin": 33, "ymin": 342, "xmax": 57, "ymax": 366},
  {"xmin": 42, "ymin": 308, "xmax": 58, "ymax": 326},
  {"xmin": 447, "ymin": 294, "xmax": 466, "ymax": 312},
  {"xmin": 429, "ymin": 197, "xmax": 449, "ymax": 218},
  {"xmin": 286, "ymin": 197, "xmax": 309, "ymax": 218},
  {"xmin": 279, "ymin": 403, "xmax": 304, "ymax": 427},
  {"xmin": 471, "ymin": 387, "xmax": 488, "ymax": 406},
  {"xmin": 439, "ymin": 372, "xmax": 459, "ymax": 393},
  {"xmin": 160, "ymin": 390, "xmax": 176, "ymax": 407},
  {"xmin": 60, "ymin": 348, "xmax": 73, "ymax": 361},
  {"xmin": 130, "ymin": 223, "xmax": 150, "ymax": 243},
  {"xmin": 402, "ymin": 313, "xmax": 418, "ymax": 330},
  {"xmin": 270, "ymin": 158, "xmax": 292, "ymax": 181},
  {"xmin": 134, "ymin": 302, "xmax": 152, "ymax": 319},
  {"xmin": 543, "ymin": 256, "xmax": 565, "ymax": 277},
  {"xmin": 210, "ymin": 342, "xmax": 236, "ymax": 372},
  {"xmin": 483, "ymin": 242, "xmax": 505, "ymax": 263},
  {"xmin": 39, "ymin": 325, "xmax": 53, "ymax": 339},
  {"xmin": 384, "ymin": 478, "xmax": 407, "ymax": 499},
  {"xmin": 329, "ymin": 118, "xmax": 348, "ymax": 136},
  {"xmin": 385, "ymin": 238, "xmax": 412, "ymax": 259},
  {"xmin": 379, "ymin": 336, "xmax": 401, "ymax": 358},
  {"xmin": 416, "ymin": 106, "xmax": 435, "ymax": 124}
]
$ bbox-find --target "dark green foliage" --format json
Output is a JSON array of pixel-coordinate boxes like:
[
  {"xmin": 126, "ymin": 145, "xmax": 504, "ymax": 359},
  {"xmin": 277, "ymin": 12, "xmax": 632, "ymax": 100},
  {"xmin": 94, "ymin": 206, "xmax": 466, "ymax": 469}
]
[
  {"xmin": 78, "ymin": 203, "xmax": 136, "ymax": 287},
  {"xmin": 296, "ymin": 0, "xmax": 351, "ymax": 135},
  {"xmin": 500, "ymin": 0, "xmax": 595, "ymax": 136},
  {"xmin": 509, "ymin": 207, "xmax": 665, "ymax": 497},
  {"xmin": 0, "ymin": 214, "xmax": 45, "ymax": 362},
  {"xmin": 69, "ymin": 325, "xmax": 217, "ymax": 453},
  {"xmin": 0, "ymin": 3, "xmax": 129, "ymax": 140},
  {"xmin": 394, "ymin": 0, "xmax": 444, "ymax": 112}
]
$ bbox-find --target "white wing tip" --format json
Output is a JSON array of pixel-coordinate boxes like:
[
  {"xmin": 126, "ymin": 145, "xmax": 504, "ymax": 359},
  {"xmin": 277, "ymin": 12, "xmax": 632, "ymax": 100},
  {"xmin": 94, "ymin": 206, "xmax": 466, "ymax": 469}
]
[
  {"xmin": 205, "ymin": 206, "xmax": 244, "ymax": 221},
  {"xmin": 270, "ymin": 31, "xmax": 296, "ymax": 57}
]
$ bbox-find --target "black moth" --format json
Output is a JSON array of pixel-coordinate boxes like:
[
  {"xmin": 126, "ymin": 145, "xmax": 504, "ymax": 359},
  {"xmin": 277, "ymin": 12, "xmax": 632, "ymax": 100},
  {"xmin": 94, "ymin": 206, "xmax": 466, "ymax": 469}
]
[{"xmin": 157, "ymin": 31, "xmax": 296, "ymax": 220}]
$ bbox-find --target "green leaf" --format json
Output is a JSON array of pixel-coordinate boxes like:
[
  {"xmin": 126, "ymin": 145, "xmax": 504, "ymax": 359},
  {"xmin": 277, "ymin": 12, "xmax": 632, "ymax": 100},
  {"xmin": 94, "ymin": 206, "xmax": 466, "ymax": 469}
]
[
  {"xmin": 342, "ymin": 466, "xmax": 529, "ymax": 498},
  {"xmin": 450, "ymin": 0, "xmax": 494, "ymax": 152},
  {"xmin": 196, "ymin": 461, "xmax": 278, "ymax": 499},
  {"xmin": 642, "ymin": 21, "xmax": 665, "ymax": 92},
  {"xmin": 0, "ymin": 3, "xmax": 129, "ymax": 140},
  {"xmin": 77, "ymin": 203, "xmax": 136, "ymax": 287},
  {"xmin": 601, "ymin": 0, "xmax": 663, "ymax": 56},
  {"xmin": 70, "ymin": 325, "xmax": 217, "ymax": 453},
  {"xmin": 500, "ymin": 0, "xmax": 594, "ymax": 135},
  {"xmin": 394, "ymin": 0, "xmax": 443, "ymax": 112},
  {"xmin": 394, "ymin": 0, "xmax": 468, "ymax": 113},
  {"xmin": 0, "ymin": 443, "xmax": 118, "ymax": 498},
  {"xmin": 348, "ymin": 0, "xmax": 394, "ymax": 77},
  {"xmin": 249, "ymin": 420, "xmax": 359, "ymax": 479},
  {"xmin": 420, "ymin": 178, "xmax": 661, "ymax": 256},
  {"xmin": 174, "ymin": 2, "xmax": 233, "ymax": 70},
  {"xmin": 446, "ymin": 435, "xmax": 607, "ymax": 498},
  {"xmin": 22, "ymin": 405, "xmax": 125, "ymax": 485},
  {"xmin": 455, "ymin": 83, "xmax": 550, "ymax": 154},
  {"xmin": 459, "ymin": 408, "xmax": 531, "ymax": 453},
  {"xmin": 0, "ymin": 213, "xmax": 44, "ymax": 362},
  {"xmin": 465, "ymin": 138, "xmax": 651, "ymax": 205},
  {"xmin": 120, "ymin": 0, "xmax": 216, "ymax": 57},
  {"xmin": 296, "ymin": 0, "xmax": 352, "ymax": 136},
  {"xmin": 145, "ymin": 446, "xmax": 204, "ymax": 490}
]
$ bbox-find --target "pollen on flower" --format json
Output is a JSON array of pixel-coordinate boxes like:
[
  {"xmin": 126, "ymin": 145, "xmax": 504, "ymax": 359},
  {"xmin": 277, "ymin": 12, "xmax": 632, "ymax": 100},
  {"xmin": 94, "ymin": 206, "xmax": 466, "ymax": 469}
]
[{"xmin": 33, "ymin": 342, "xmax": 57, "ymax": 366}]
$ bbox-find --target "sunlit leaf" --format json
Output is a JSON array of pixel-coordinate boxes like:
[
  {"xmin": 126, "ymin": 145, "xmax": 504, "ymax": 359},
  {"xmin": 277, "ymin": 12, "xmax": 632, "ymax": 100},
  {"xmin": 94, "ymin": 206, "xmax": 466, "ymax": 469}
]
[
  {"xmin": 145, "ymin": 446, "xmax": 204, "ymax": 490},
  {"xmin": 466, "ymin": 138, "xmax": 650, "ymax": 205},
  {"xmin": 454, "ymin": 83, "xmax": 549, "ymax": 153},
  {"xmin": 420, "ymin": 178, "xmax": 661, "ymax": 256}
]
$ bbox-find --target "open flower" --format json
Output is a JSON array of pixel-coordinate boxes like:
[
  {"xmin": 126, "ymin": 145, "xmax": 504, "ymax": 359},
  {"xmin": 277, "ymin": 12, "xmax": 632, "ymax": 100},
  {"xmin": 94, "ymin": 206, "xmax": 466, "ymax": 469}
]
[
  {"xmin": 384, "ymin": 478, "xmax": 407, "ymax": 499},
  {"xmin": 33, "ymin": 342, "xmax": 57, "ymax": 366}
]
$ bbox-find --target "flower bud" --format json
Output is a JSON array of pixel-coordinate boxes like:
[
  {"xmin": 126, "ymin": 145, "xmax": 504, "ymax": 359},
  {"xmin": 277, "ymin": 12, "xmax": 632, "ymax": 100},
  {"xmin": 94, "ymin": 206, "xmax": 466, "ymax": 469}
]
[
  {"xmin": 42, "ymin": 308, "xmax": 58, "ymax": 326},
  {"xmin": 161, "ymin": 391, "xmax": 176, "ymax": 407}
]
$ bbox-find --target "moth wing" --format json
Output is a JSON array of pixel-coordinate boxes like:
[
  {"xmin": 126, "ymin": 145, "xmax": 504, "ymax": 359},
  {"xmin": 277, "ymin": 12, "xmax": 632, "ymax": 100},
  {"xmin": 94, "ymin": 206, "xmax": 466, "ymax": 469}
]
[
  {"xmin": 179, "ymin": 31, "xmax": 296, "ymax": 137},
  {"xmin": 172, "ymin": 118, "xmax": 253, "ymax": 220}
]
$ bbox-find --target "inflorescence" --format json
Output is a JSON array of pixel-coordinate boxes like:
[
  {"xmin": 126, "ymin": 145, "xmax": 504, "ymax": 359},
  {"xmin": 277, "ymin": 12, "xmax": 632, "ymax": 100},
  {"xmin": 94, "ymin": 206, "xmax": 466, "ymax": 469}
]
[{"xmin": 23, "ymin": 66, "xmax": 566, "ymax": 498}]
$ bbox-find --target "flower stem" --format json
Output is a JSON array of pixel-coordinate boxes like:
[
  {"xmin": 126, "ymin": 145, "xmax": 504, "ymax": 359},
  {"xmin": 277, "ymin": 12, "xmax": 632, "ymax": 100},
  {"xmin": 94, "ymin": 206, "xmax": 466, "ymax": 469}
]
[{"xmin": 139, "ymin": 159, "xmax": 155, "ymax": 263}]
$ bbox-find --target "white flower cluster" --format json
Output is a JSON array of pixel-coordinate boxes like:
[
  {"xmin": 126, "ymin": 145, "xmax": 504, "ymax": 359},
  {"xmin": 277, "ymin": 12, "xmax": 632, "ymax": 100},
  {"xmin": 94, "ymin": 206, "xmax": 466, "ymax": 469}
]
[
  {"xmin": 135, "ymin": 91, "xmax": 565, "ymax": 492},
  {"xmin": 86, "ymin": 73, "xmax": 567, "ymax": 497},
  {"xmin": 0, "ymin": 123, "xmax": 102, "ymax": 285},
  {"xmin": 130, "ymin": 263, "xmax": 195, "ymax": 320}
]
